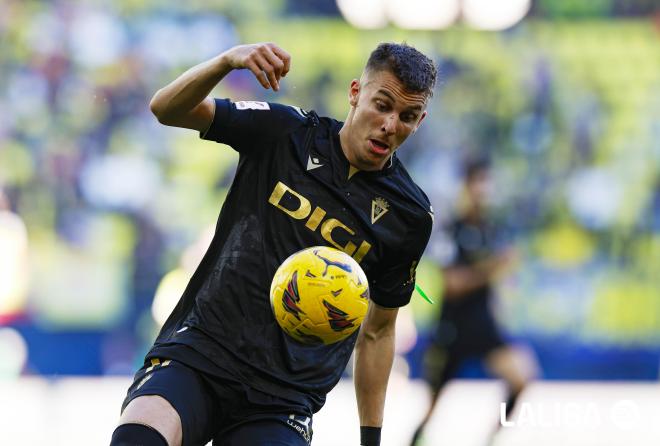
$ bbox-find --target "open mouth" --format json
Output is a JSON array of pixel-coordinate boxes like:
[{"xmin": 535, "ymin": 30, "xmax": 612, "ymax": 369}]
[{"xmin": 368, "ymin": 139, "xmax": 390, "ymax": 156}]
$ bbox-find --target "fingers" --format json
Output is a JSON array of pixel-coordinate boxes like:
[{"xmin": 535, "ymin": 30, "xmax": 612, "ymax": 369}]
[
  {"xmin": 245, "ymin": 59, "xmax": 271, "ymax": 90},
  {"xmin": 270, "ymin": 45, "xmax": 291, "ymax": 78},
  {"xmin": 254, "ymin": 52, "xmax": 281, "ymax": 91},
  {"xmin": 243, "ymin": 43, "xmax": 291, "ymax": 91}
]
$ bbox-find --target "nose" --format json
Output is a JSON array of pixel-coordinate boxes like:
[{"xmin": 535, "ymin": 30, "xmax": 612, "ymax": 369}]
[{"xmin": 381, "ymin": 114, "xmax": 397, "ymax": 135}]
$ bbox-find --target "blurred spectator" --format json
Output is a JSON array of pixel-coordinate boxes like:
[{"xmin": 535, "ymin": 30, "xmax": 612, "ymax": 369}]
[
  {"xmin": 151, "ymin": 224, "xmax": 214, "ymax": 328},
  {"xmin": 0, "ymin": 190, "xmax": 29, "ymax": 323},
  {"xmin": 1, "ymin": 0, "xmax": 659, "ymax": 378}
]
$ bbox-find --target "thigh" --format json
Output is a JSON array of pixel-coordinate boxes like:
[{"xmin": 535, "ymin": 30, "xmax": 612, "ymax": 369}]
[
  {"xmin": 215, "ymin": 417, "xmax": 311, "ymax": 446},
  {"xmin": 121, "ymin": 358, "xmax": 218, "ymax": 446}
]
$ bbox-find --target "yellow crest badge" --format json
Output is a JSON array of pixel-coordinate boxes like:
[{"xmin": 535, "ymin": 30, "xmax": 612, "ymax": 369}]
[{"xmin": 371, "ymin": 197, "xmax": 389, "ymax": 224}]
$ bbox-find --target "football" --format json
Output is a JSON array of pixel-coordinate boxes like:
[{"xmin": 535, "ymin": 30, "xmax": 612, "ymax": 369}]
[{"xmin": 269, "ymin": 246, "xmax": 370, "ymax": 345}]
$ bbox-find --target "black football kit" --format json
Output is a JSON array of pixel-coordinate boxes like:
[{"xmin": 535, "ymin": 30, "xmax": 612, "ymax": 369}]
[
  {"xmin": 424, "ymin": 217, "xmax": 505, "ymax": 391},
  {"xmin": 122, "ymin": 98, "xmax": 433, "ymax": 444}
]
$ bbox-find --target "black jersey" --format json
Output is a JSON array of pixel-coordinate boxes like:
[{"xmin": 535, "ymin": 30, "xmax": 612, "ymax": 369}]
[
  {"xmin": 148, "ymin": 98, "xmax": 433, "ymax": 413},
  {"xmin": 433, "ymin": 217, "xmax": 504, "ymax": 356},
  {"xmin": 443, "ymin": 217, "xmax": 496, "ymax": 310}
]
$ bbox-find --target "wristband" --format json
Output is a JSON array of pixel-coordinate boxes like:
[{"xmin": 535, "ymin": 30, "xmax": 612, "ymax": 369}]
[{"xmin": 360, "ymin": 426, "xmax": 381, "ymax": 446}]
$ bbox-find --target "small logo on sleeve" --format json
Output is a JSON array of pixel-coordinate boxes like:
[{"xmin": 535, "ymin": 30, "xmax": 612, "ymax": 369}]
[
  {"xmin": 371, "ymin": 197, "xmax": 389, "ymax": 224},
  {"xmin": 235, "ymin": 101, "xmax": 270, "ymax": 110}
]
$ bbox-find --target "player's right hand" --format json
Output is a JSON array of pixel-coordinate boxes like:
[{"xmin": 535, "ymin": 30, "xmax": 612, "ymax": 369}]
[{"xmin": 221, "ymin": 43, "xmax": 291, "ymax": 92}]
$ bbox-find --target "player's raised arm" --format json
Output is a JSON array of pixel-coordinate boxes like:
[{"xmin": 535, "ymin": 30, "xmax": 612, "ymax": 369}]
[
  {"xmin": 149, "ymin": 42, "xmax": 291, "ymax": 131},
  {"xmin": 354, "ymin": 303, "xmax": 399, "ymax": 446}
]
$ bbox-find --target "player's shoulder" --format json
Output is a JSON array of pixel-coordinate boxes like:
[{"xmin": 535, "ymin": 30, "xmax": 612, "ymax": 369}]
[
  {"xmin": 203, "ymin": 98, "xmax": 318, "ymax": 145},
  {"xmin": 286, "ymin": 110, "xmax": 340, "ymax": 148},
  {"xmin": 315, "ymin": 114, "xmax": 341, "ymax": 129},
  {"xmin": 299, "ymin": 111, "xmax": 340, "ymax": 137},
  {"xmin": 264, "ymin": 101, "xmax": 325, "ymax": 136},
  {"xmin": 391, "ymin": 159, "xmax": 434, "ymax": 222},
  {"xmin": 217, "ymin": 98, "xmax": 319, "ymax": 129},
  {"xmin": 238, "ymin": 100, "xmax": 313, "ymax": 124}
]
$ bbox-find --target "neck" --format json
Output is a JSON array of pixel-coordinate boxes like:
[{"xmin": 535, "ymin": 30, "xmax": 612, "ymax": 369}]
[{"xmin": 338, "ymin": 123, "xmax": 354, "ymax": 166}]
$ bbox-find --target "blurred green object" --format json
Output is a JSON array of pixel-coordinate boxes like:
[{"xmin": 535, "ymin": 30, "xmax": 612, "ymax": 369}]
[
  {"xmin": 415, "ymin": 283, "xmax": 435, "ymax": 305},
  {"xmin": 0, "ymin": 142, "xmax": 34, "ymax": 186},
  {"xmin": 410, "ymin": 260, "xmax": 444, "ymax": 329}
]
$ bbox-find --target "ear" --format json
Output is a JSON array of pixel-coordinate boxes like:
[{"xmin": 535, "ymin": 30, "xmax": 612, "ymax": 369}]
[
  {"xmin": 413, "ymin": 111, "xmax": 428, "ymax": 132},
  {"xmin": 348, "ymin": 79, "xmax": 360, "ymax": 107}
]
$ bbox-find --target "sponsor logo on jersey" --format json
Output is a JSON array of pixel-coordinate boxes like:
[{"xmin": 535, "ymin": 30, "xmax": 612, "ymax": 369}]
[
  {"xmin": 323, "ymin": 300, "xmax": 356, "ymax": 332},
  {"xmin": 235, "ymin": 101, "xmax": 270, "ymax": 110},
  {"xmin": 371, "ymin": 197, "xmax": 389, "ymax": 224},
  {"xmin": 268, "ymin": 181, "xmax": 372, "ymax": 263}
]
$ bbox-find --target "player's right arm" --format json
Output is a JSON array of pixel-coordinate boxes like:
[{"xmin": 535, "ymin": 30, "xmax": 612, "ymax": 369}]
[
  {"xmin": 442, "ymin": 248, "xmax": 516, "ymax": 300},
  {"xmin": 149, "ymin": 43, "xmax": 291, "ymax": 132}
]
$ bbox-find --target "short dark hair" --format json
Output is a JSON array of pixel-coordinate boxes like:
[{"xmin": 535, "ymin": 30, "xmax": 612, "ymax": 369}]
[{"xmin": 365, "ymin": 42, "xmax": 437, "ymax": 98}]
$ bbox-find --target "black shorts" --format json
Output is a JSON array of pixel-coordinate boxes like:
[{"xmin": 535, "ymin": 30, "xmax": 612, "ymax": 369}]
[
  {"xmin": 423, "ymin": 304, "xmax": 505, "ymax": 392},
  {"xmin": 121, "ymin": 358, "xmax": 312, "ymax": 446}
]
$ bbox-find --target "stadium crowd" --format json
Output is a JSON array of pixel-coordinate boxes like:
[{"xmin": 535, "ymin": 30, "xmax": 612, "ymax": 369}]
[{"xmin": 1, "ymin": 0, "xmax": 659, "ymax": 381}]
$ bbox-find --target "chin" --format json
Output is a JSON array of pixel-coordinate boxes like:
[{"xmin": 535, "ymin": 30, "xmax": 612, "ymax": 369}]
[{"xmin": 360, "ymin": 159, "xmax": 384, "ymax": 171}]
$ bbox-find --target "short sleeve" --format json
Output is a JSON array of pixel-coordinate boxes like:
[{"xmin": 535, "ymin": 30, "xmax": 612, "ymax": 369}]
[
  {"xmin": 200, "ymin": 98, "xmax": 308, "ymax": 154},
  {"xmin": 370, "ymin": 212, "xmax": 433, "ymax": 308}
]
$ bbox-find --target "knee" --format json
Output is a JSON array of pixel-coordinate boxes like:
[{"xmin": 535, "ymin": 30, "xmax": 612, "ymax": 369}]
[{"xmin": 119, "ymin": 395, "xmax": 182, "ymax": 446}]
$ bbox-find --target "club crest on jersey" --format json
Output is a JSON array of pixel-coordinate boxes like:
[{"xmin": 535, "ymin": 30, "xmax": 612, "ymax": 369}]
[
  {"xmin": 235, "ymin": 101, "xmax": 270, "ymax": 110},
  {"xmin": 371, "ymin": 197, "xmax": 389, "ymax": 224}
]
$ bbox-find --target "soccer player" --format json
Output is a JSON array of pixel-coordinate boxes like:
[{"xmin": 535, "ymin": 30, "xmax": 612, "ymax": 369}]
[
  {"xmin": 110, "ymin": 42, "xmax": 436, "ymax": 446},
  {"xmin": 410, "ymin": 159, "xmax": 538, "ymax": 445}
]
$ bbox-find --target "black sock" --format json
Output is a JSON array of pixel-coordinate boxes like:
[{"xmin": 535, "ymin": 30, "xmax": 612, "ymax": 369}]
[
  {"xmin": 410, "ymin": 424, "xmax": 424, "ymax": 446},
  {"xmin": 110, "ymin": 423, "xmax": 168, "ymax": 446},
  {"xmin": 505, "ymin": 392, "xmax": 520, "ymax": 417}
]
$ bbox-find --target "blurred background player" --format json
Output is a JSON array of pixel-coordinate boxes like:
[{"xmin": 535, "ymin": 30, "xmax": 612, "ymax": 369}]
[{"xmin": 410, "ymin": 158, "xmax": 539, "ymax": 445}]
